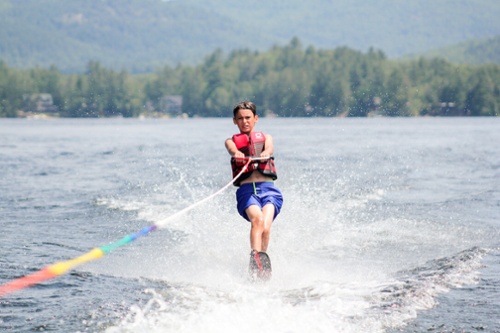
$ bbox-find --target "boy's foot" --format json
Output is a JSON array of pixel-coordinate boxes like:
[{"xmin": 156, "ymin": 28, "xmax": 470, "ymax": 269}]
[{"xmin": 249, "ymin": 250, "xmax": 272, "ymax": 281}]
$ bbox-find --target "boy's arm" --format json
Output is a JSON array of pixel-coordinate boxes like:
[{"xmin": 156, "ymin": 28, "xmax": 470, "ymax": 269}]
[
  {"xmin": 261, "ymin": 134, "xmax": 274, "ymax": 158},
  {"xmin": 225, "ymin": 138, "xmax": 245, "ymax": 158}
]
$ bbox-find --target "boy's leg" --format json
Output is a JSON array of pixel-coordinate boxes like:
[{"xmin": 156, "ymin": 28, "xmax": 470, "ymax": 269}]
[
  {"xmin": 245, "ymin": 203, "xmax": 275, "ymax": 252},
  {"xmin": 246, "ymin": 205, "xmax": 264, "ymax": 252},
  {"xmin": 260, "ymin": 203, "xmax": 275, "ymax": 252}
]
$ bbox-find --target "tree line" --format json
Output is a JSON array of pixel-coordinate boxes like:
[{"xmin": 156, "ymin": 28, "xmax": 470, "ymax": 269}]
[{"xmin": 1, "ymin": 38, "xmax": 499, "ymax": 118}]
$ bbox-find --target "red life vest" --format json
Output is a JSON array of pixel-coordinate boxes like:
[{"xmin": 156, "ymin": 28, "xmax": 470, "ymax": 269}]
[{"xmin": 231, "ymin": 131, "xmax": 278, "ymax": 186}]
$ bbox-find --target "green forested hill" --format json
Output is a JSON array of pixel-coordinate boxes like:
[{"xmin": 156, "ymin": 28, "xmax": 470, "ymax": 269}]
[
  {"xmin": 0, "ymin": 0, "xmax": 269, "ymax": 72},
  {"xmin": 420, "ymin": 36, "xmax": 500, "ymax": 64},
  {"xmin": 1, "ymin": 0, "xmax": 499, "ymax": 72}
]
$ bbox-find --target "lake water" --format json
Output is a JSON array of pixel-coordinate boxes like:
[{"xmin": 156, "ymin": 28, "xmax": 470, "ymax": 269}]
[{"xmin": 0, "ymin": 117, "xmax": 499, "ymax": 333}]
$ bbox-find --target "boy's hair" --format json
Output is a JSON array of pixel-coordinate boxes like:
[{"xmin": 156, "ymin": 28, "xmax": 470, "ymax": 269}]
[{"xmin": 233, "ymin": 101, "xmax": 256, "ymax": 117}]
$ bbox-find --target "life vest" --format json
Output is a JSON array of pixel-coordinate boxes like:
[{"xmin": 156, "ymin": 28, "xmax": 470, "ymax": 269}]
[{"xmin": 231, "ymin": 131, "xmax": 278, "ymax": 186}]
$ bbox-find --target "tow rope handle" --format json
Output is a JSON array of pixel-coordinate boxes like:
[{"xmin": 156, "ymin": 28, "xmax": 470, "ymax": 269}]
[{"xmin": 232, "ymin": 155, "xmax": 274, "ymax": 166}]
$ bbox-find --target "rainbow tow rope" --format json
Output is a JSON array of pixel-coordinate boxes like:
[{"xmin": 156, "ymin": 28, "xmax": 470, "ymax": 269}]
[
  {"xmin": 0, "ymin": 225, "xmax": 157, "ymax": 298},
  {"xmin": 0, "ymin": 159, "xmax": 253, "ymax": 298}
]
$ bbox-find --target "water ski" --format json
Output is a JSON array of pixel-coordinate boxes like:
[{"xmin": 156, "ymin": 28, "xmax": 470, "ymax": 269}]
[{"xmin": 249, "ymin": 250, "xmax": 272, "ymax": 281}]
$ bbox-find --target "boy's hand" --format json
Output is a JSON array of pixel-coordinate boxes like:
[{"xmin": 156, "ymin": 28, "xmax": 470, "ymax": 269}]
[
  {"xmin": 234, "ymin": 151, "xmax": 246, "ymax": 165},
  {"xmin": 259, "ymin": 150, "xmax": 271, "ymax": 159}
]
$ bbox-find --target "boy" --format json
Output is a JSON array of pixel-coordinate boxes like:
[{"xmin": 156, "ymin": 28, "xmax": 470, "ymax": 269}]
[{"xmin": 224, "ymin": 101, "xmax": 284, "ymax": 279}]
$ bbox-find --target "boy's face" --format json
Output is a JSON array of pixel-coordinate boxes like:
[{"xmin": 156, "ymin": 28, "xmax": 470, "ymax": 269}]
[{"xmin": 233, "ymin": 109, "xmax": 258, "ymax": 134}]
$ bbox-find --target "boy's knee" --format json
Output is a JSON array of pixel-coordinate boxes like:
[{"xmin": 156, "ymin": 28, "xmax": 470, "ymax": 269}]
[{"xmin": 251, "ymin": 216, "xmax": 265, "ymax": 228}]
